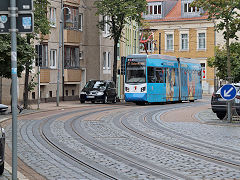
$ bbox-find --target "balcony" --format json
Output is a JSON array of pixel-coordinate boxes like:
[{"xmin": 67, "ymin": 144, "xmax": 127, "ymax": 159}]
[
  {"xmin": 64, "ymin": 29, "xmax": 82, "ymax": 44},
  {"xmin": 64, "ymin": 69, "xmax": 81, "ymax": 83},
  {"xmin": 64, "ymin": 0, "xmax": 80, "ymax": 5},
  {"xmin": 40, "ymin": 69, "xmax": 50, "ymax": 83}
]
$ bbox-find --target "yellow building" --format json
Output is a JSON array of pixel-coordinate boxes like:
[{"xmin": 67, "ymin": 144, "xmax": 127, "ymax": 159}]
[{"xmin": 143, "ymin": 0, "xmax": 215, "ymax": 94}]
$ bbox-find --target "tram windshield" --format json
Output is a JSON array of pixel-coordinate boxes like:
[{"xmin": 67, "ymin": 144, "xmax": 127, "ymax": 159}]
[{"xmin": 126, "ymin": 60, "xmax": 146, "ymax": 83}]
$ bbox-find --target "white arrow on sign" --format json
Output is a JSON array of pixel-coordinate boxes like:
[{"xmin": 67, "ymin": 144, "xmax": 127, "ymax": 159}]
[{"xmin": 224, "ymin": 87, "xmax": 233, "ymax": 97}]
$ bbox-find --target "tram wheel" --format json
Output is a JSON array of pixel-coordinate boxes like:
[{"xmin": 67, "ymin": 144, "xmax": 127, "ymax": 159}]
[
  {"xmin": 216, "ymin": 112, "xmax": 226, "ymax": 120},
  {"xmin": 135, "ymin": 102, "xmax": 146, "ymax": 106}
]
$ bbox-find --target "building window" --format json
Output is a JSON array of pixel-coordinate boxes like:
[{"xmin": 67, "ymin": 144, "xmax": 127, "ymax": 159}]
[
  {"xmin": 181, "ymin": 34, "xmax": 188, "ymax": 50},
  {"xmin": 78, "ymin": 13, "xmax": 83, "ymax": 31},
  {"xmin": 64, "ymin": 46, "xmax": 80, "ymax": 68},
  {"xmin": 79, "ymin": 51, "xmax": 83, "ymax": 60},
  {"xmin": 166, "ymin": 34, "xmax": 173, "ymax": 51},
  {"xmin": 148, "ymin": 4, "xmax": 161, "ymax": 15},
  {"xmin": 49, "ymin": 7, "xmax": 56, "ymax": 27},
  {"xmin": 32, "ymin": 92, "xmax": 35, "ymax": 99},
  {"xmin": 103, "ymin": 52, "xmax": 111, "ymax": 69},
  {"xmin": 50, "ymin": 49, "xmax": 57, "ymax": 69},
  {"xmin": 35, "ymin": 44, "xmax": 48, "ymax": 67},
  {"xmin": 72, "ymin": 90, "xmax": 75, "ymax": 96},
  {"xmin": 103, "ymin": 16, "xmax": 110, "ymax": 36},
  {"xmin": 198, "ymin": 33, "xmax": 206, "ymax": 49},
  {"xmin": 66, "ymin": 90, "xmax": 68, "ymax": 96},
  {"xmin": 184, "ymin": 3, "xmax": 199, "ymax": 13},
  {"xmin": 149, "ymin": 6, "xmax": 153, "ymax": 14},
  {"xmin": 49, "ymin": 91, "xmax": 52, "ymax": 98},
  {"xmin": 64, "ymin": 6, "xmax": 81, "ymax": 31}
]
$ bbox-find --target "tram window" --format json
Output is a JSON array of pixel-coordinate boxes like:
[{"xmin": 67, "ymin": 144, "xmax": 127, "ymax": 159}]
[
  {"xmin": 156, "ymin": 68, "xmax": 165, "ymax": 83},
  {"xmin": 147, "ymin": 67, "xmax": 155, "ymax": 83}
]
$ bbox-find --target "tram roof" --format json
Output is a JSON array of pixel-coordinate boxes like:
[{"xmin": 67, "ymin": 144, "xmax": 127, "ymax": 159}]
[
  {"xmin": 127, "ymin": 54, "xmax": 200, "ymax": 64},
  {"xmin": 127, "ymin": 54, "xmax": 177, "ymax": 61},
  {"xmin": 179, "ymin": 57, "xmax": 200, "ymax": 64}
]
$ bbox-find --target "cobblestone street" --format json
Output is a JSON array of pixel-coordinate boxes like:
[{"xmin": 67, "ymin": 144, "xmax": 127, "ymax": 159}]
[{"xmin": 1, "ymin": 97, "xmax": 240, "ymax": 179}]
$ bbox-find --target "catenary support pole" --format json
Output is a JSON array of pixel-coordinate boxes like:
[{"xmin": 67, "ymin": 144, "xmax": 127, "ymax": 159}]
[{"xmin": 9, "ymin": 0, "xmax": 18, "ymax": 178}]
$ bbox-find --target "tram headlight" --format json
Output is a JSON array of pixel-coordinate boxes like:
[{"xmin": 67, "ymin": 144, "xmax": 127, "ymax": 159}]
[
  {"xmin": 141, "ymin": 87, "xmax": 146, "ymax": 92},
  {"xmin": 125, "ymin": 87, "xmax": 129, "ymax": 92}
]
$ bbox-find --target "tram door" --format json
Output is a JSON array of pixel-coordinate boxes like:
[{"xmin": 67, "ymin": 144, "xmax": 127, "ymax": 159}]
[
  {"xmin": 166, "ymin": 68, "xmax": 179, "ymax": 102},
  {"xmin": 147, "ymin": 67, "xmax": 166, "ymax": 102}
]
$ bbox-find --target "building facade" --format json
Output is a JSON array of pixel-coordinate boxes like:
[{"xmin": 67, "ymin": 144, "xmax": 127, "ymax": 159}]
[
  {"xmin": 143, "ymin": 0, "xmax": 216, "ymax": 94},
  {"xmin": 0, "ymin": 0, "xmax": 115, "ymax": 104}
]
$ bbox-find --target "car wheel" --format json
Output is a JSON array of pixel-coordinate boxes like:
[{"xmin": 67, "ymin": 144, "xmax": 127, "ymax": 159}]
[
  {"xmin": 104, "ymin": 96, "xmax": 108, "ymax": 104},
  {"xmin": 216, "ymin": 112, "xmax": 226, "ymax": 120},
  {"xmin": 0, "ymin": 162, "xmax": 4, "ymax": 175},
  {"xmin": 80, "ymin": 100, "xmax": 85, "ymax": 104},
  {"xmin": 91, "ymin": 101, "xmax": 95, "ymax": 103}
]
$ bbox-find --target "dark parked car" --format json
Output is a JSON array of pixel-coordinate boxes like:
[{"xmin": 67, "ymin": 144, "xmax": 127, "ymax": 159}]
[
  {"xmin": 0, "ymin": 126, "xmax": 5, "ymax": 175},
  {"xmin": 80, "ymin": 80, "xmax": 117, "ymax": 104},
  {"xmin": 0, "ymin": 104, "xmax": 8, "ymax": 114},
  {"xmin": 211, "ymin": 83, "xmax": 240, "ymax": 119}
]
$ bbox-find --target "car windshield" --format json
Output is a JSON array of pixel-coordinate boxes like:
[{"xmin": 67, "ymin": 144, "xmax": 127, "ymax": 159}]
[{"xmin": 84, "ymin": 81, "xmax": 106, "ymax": 90}]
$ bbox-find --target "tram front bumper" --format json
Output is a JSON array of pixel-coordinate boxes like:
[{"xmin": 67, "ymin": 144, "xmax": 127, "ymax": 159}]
[{"xmin": 125, "ymin": 93, "xmax": 147, "ymax": 102}]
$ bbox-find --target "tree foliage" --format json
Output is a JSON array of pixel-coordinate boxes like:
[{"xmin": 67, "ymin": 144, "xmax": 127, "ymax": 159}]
[
  {"xmin": 191, "ymin": 0, "xmax": 240, "ymax": 79},
  {"xmin": 0, "ymin": 34, "xmax": 35, "ymax": 79},
  {"xmin": 208, "ymin": 42, "xmax": 240, "ymax": 82},
  {"xmin": 95, "ymin": 0, "xmax": 147, "ymax": 84}
]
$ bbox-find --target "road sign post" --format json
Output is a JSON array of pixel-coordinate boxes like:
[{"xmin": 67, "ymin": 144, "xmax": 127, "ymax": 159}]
[
  {"xmin": 220, "ymin": 84, "xmax": 237, "ymax": 122},
  {"xmin": 0, "ymin": 0, "xmax": 33, "ymax": 179}
]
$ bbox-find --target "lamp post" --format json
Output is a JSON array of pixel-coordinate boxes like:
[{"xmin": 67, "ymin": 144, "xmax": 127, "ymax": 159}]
[{"xmin": 56, "ymin": 7, "xmax": 71, "ymax": 106}]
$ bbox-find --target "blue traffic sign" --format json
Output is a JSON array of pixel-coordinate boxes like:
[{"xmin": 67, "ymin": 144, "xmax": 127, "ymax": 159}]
[{"xmin": 220, "ymin": 84, "xmax": 237, "ymax": 100}]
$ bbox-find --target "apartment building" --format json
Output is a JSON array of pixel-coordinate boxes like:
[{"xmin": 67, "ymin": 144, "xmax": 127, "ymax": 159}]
[
  {"xmin": 143, "ymin": 0, "xmax": 216, "ymax": 94},
  {"xmin": 0, "ymin": 0, "xmax": 114, "ymax": 104}
]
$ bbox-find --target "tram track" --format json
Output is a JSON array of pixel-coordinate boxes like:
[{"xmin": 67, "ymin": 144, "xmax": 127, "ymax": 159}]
[
  {"xmin": 39, "ymin": 105, "xmax": 125, "ymax": 180},
  {"xmin": 7, "ymin": 100, "xmax": 240, "ymax": 179},
  {"xmin": 39, "ymin": 104, "xmax": 186, "ymax": 179},
  {"xmin": 118, "ymin": 104, "xmax": 240, "ymax": 170}
]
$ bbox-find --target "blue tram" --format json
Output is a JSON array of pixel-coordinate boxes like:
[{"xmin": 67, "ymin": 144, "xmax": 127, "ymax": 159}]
[{"xmin": 124, "ymin": 54, "xmax": 202, "ymax": 104}]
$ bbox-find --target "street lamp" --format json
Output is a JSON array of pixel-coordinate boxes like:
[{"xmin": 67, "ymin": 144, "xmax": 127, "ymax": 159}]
[{"xmin": 56, "ymin": 7, "xmax": 72, "ymax": 106}]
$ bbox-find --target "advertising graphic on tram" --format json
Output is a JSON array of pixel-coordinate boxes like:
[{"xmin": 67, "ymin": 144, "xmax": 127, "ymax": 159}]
[{"xmin": 124, "ymin": 54, "xmax": 202, "ymax": 105}]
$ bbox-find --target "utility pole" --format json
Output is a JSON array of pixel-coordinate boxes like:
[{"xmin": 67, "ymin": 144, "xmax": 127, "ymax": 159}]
[
  {"xmin": 9, "ymin": 0, "xmax": 18, "ymax": 178},
  {"xmin": 1, "ymin": 0, "xmax": 33, "ymax": 178}
]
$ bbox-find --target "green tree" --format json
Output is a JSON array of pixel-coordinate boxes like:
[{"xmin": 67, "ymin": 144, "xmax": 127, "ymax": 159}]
[
  {"xmin": 23, "ymin": 0, "xmax": 50, "ymax": 109},
  {"xmin": 95, "ymin": 0, "xmax": 147, "ymax": 84},
  {"xmin": 191, "ymin": 0, "xmax": 240, "ymax": 81},
  {"xmin": 208, "ymin": 42, "xmax": 240, "ymax": 82},
  {"xmin": 0, "ymin": 34, "xmax": 35, "ymax": 78}
]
